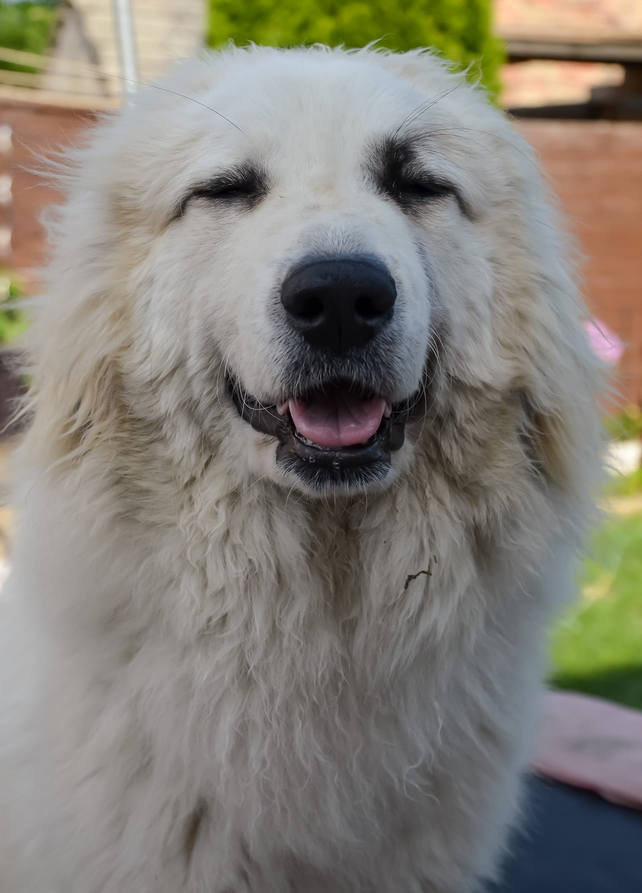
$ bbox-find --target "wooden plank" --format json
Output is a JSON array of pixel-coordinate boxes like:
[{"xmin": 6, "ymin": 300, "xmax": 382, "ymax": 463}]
[{"xmin": 504, "ymin": 36, "xmax": 642, "ymax": 65}]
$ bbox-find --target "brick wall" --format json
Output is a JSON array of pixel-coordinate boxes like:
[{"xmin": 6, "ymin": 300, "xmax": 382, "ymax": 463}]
[
  {"xmin": 519, "ymin": 120, "xmax": 642, "ymax": 404},
  {"xmin": 0, "ymin": 99, "xmax": 96, "ymax": 276},
  {"xmin": 2, "ymin": 99, "xmax": 641, "ymax": 403}
]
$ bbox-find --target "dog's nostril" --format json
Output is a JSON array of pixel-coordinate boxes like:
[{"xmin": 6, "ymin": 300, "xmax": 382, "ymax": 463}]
[
  {"xmin": 354, "ymin": 294, "xmax": 383, "ymax": 322},
  {"xmin": 294, "ymin": 292, "xmax": 324, "ymax": 323}
]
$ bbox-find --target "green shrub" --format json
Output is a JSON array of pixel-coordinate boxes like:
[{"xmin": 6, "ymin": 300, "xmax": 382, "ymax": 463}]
[
  {"xmin": 0, "ymin": 271, "xmax": 28, "ymax": 344},
  {"xmin": 606, "ymin": 467, "xmax": 642, "ymax": 498},
  {"xmin": 0, "ymin": 1, "xmax": 59, "ymax": 73},
  {"xmin": 207, "ymin": 0, "xmax": 503, "ymax": 95},
  {"xmin": 604, "ymin": 405, "xmax": 642, "ymax": 442}
]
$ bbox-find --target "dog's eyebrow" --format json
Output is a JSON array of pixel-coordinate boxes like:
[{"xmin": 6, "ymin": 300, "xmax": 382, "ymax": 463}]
[
  {"xmin": 373, "ymin": 134, "xmax": 418, "ymax": 178},
  {"xmin": 369, "ymin": 135, "xmax": 470, "ymax": 219},
  {"xmin": 172, "ymin": 162, "xmax": 268, "ymax": 221}
]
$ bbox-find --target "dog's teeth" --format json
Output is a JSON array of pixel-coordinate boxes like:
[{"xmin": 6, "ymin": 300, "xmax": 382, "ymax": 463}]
[
  {"xmin": 277, "ymin": 402, "xmax": 289, "ymax": 415},
  {"xmin": 384, "ymin": 401, "xmax": 392, "ymax": 418}
]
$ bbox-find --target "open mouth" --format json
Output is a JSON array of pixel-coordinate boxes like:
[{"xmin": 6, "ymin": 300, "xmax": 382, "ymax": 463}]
[{"xmin": 226, "ymin": 375, "xmax": 417, "ymax": 489}]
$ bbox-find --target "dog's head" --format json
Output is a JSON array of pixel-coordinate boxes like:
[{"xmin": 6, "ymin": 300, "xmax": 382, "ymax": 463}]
[{"xmin": 29, "ymin": 48, "xmax": 601, "ymax": 500}]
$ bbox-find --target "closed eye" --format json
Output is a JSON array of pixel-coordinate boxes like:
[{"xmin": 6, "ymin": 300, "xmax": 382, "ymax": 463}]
[
  {"xmin": 393, "ymin": 174, "xmax": 456, "ymax": 202},
  {"xmin": 174, "ymin": 162, "xmax": 268, "ymax": 219},
  {"xmin": 371, "ymin": 135, "xmax": 467, "ymax": 216}
]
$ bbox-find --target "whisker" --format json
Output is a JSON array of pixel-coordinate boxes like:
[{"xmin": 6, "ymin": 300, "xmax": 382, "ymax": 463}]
[
  {"xmin": 116, "ymin": 77, "xmax": 246, "ymax": 135},
  {"xmin": 392, "ymin": 82, "xmax": 465, "ymax": 140},
  {"xmin": 55, "ymin": 57, "xmax": 248, "ymax": 135}
]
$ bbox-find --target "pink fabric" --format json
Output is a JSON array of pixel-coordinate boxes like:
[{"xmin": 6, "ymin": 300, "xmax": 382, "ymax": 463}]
[
  {"xmin": 532, "ymin": 691, "xmax": 642, "ymax": 809},
  {"xmin": 585, "ymin": 319, "xmax": 624, "ymax": 366}
]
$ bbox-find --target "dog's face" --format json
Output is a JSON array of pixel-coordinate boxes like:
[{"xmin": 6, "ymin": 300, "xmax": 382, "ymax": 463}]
[
  {"xmin": 40, "ymin": 49, "xmax": 592, "ymax": 499},
  {"xmin": 159, "ymin": 57, "xmax": 437, "ymax": 493},
  {"xmin": 156, "ymin": 53, "xmax": 456, "ymax": 494}
]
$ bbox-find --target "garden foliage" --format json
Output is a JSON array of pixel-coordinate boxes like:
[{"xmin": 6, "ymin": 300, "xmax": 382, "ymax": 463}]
[
  {"xmin": 0, "ymin": 272, "xmax": 28, "ymax": 344},
  {"xmin": 0, "ymin": 1, "xmax": 58, "ymax": 72},
  {"xmin": 208, "ymin": 0, "xmax": 503, "ymax": 94}
]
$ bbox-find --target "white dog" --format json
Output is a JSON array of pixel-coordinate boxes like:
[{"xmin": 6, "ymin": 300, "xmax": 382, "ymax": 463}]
[{"xmin": 1, "ymin": 47, "xmax": 602, "ymax": 892}]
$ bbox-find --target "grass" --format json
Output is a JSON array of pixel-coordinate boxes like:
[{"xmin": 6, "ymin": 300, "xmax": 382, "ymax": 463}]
[
  {"xmin": 607, "ymin": 465, "xmax": 642, "ymax": 498},
  {"xmin": 550, "ymin": 473, "xmax": 642, "ymax": 709}
]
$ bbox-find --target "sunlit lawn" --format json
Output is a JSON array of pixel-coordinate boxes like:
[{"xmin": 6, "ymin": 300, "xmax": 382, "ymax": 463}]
[{"xmin": 550, "ymin": 480, "xmax": 642, "ymax": 709}]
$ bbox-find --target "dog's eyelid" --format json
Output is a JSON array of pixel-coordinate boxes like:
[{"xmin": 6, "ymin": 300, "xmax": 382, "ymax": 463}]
[
  {"xmin": 173, "ymin": 164, "xmax": 268, "ymax": 220},
  {"xmin": 387, "ymin": 169, "xmax": 468, "ymax": 216},
  {"xmin": 398, "ymin": 170, "xmax": 456, "ymax": 197},
  {"xmin": 192, "ymin": 175, "xmax": 260, "ymax": 198}
]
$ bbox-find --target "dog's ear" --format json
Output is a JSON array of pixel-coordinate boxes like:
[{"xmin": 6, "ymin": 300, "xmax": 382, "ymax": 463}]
[
  {"xmin": 513, "ymin": 161, "xmax": 605, "ymax": 505},
  {"xmin": 520, "ymin": 394, "xmax": 603, "ymax": 498},
  {"xmin": 19, "ymin": 144, "xmax": 133, "ymax": 466},
  {"xmin": 21, "ymin": 281, "xmax": 127, "ymax": 466},
  {"xmin": 508, "ymin": 174, "xmax": 606, "ymax": 505}
]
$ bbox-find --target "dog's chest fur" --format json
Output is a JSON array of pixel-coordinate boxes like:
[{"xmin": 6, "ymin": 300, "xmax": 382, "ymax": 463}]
[{"xmin": 4, "ymin": 454, "xmax": 553, "ymax": 892}]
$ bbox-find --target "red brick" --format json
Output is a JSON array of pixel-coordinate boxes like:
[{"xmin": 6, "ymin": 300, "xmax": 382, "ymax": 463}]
[
  {"xmin": 518, "ymin": 120, "xmax": 642, "ymax": 403},
  {"xmin": 0, "ymin": 100, "xmax": 97, "ymax": 279}
]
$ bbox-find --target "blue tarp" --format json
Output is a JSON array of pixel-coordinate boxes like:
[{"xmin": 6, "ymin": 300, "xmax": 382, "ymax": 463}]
[{"xmin": 488, "ymin": 775, "xmax": 642, "ymax": 893}]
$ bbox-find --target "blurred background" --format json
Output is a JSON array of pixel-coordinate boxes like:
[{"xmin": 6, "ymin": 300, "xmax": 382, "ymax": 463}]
[{"xmin": 0, "ymin": 0, "xmax": 641, "ymax": 710}]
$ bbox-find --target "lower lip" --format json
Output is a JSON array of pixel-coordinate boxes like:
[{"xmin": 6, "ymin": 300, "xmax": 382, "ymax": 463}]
[
  {"xmin": 276, "ymin": 436, "xmax": 392, "ymax": 489},
  {"xmin": 278, "ymin": 415, "xmax": 393, "ymax": 470}
]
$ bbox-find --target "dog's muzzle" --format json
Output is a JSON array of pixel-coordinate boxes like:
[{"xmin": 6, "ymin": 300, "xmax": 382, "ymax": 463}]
[
  {"xmin": 226, "ymin": 254, "xmax": 423, "ymax": 490},
  {"xmin": 226, "ymin": 375, "xmax": 420, "ymax": 491}
]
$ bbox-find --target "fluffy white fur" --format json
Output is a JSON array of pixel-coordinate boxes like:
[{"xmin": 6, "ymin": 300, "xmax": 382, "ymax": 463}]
[{"xmin": 1, "ymin": 47, "xmax": 602, "ymax": 892}]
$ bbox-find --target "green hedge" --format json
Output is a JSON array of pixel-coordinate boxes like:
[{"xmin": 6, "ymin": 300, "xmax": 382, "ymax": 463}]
[
  {"xmin": 0, "ymin": 272, "xmax": 28, "ymax": 344},
  {"xmin": 207, "ymin": 0, "xmax": 503, "ymax": 95},
  {"xmin": 604, "ymin": 405, "xmax": 642, "ymax": 443},
  {"xmin": 0, "ymin": 1, "xmax": 59, "ymax": 73}
]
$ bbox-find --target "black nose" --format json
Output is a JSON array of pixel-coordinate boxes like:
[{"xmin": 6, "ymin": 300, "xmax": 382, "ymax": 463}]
[{"xmin": 280, "ymin": 256, "xmax": 396, "ymax": 353}]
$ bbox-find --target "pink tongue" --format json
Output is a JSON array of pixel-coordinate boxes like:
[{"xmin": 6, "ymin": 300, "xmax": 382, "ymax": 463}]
[{"xmin": 288, "ymin": 393, "xmax": 386, "ymax": 448}]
